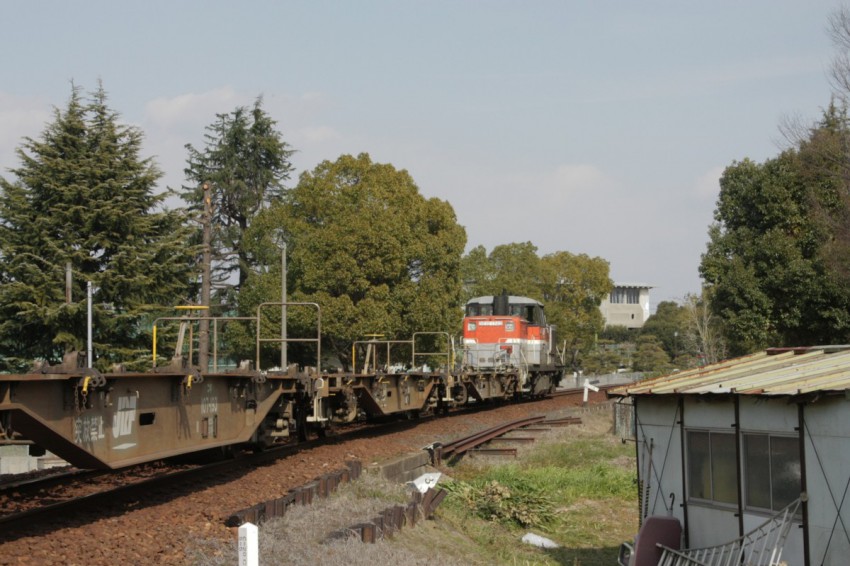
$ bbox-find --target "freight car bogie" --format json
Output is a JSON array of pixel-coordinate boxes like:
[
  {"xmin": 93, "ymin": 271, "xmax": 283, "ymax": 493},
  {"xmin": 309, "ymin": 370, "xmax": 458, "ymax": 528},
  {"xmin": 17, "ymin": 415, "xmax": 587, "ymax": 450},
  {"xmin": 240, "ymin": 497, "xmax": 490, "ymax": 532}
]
[{"xmin": 320, "ymin": 371, "xmax": 445, "ymax": 421}]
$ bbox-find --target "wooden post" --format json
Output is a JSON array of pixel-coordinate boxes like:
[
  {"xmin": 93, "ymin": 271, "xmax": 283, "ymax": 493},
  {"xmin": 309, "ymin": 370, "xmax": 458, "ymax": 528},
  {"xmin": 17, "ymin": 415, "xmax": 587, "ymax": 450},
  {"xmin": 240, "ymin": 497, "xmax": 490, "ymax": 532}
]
[{"xmin": 198, "ymin": 182, "xmax": 212, "ymax": 371}]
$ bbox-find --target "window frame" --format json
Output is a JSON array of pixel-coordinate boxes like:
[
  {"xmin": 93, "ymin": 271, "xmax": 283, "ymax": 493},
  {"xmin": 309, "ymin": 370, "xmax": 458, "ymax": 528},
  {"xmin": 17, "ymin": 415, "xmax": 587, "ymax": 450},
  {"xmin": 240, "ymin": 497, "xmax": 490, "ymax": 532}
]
[
  {"xmin": 685, "ymin": 428, "xmax": 738, "ymax": 508},
  {"xmin": 684, "ymin": 427, "xmax": 802, "ymax": 515},
  {"xmin": 742, "ymin": 432, "xmax": 801, "ymax": 513}
]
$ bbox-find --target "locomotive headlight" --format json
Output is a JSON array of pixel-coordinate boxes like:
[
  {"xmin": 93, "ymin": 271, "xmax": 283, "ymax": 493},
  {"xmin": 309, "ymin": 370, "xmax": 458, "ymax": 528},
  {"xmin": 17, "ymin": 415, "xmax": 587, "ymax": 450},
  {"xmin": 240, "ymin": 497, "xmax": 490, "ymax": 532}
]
[{"xmin": 467, "ymin": 322, "xmax": 476, "ymax": 331}]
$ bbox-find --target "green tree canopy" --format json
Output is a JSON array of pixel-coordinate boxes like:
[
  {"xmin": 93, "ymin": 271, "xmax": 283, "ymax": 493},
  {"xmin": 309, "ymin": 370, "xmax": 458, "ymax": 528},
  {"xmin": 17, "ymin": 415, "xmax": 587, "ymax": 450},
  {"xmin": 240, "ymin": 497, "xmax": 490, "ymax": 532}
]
[
  {"xmin": 0, "ymin": 84, "xmax": 195, "ymax": 370},
  {"xmin": 238, "ymin": 153, "xmax": 467, "ymax": 368},
  {"xmin": 641, "ymin": 301, "xmax": 687, "ymax": 359},
  {"xmin": 460, "ymin": 242, "xmax": 543, "ymax": 300},
  {"xmin": 538, "ymin": 251, "xmax": 612, "ymax": 369},
  {"xmin": 183, "ymin": 97, "xmax": 295, "ymax": 295},
  {"xmin": 631, "ymin": 334, "xmax": 672, "ymax": 374},
  {"xmin": 700, "ymin": 105, "xmax": 850, "ymax": 355}
]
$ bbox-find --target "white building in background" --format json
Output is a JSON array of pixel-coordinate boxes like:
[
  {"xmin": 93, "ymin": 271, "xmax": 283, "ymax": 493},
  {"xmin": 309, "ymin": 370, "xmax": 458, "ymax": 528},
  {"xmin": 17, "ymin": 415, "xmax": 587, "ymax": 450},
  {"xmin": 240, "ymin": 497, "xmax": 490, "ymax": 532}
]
[{"xmin": 600, "ymin": 282, "xmax": 653, "ymax": 329}]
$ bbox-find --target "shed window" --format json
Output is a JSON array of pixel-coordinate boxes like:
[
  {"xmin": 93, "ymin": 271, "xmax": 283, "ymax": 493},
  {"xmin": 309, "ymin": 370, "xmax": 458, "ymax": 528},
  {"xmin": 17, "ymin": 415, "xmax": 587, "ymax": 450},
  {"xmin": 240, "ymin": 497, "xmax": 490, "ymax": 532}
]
[
  {"xmin": 744, "ymin": 433, "xmax": 800, "ymax": 512},
  {"xmin": 687, "ymin": 430, "xmax": 737, "ymax": 505}
]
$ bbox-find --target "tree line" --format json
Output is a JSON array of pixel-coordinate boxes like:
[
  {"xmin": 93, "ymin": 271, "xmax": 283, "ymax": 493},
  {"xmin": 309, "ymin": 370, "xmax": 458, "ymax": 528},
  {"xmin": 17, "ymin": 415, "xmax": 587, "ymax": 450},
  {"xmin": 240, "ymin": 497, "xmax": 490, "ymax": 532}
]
[
  {"xmin": 0, "ymin": 83, "xmax": 612, "ymax": 372},
  {"xmin": 585, "ymin": 6, "xmax": 850, "ymax": 372},
  {"xmin": 698, "ymin": 7, "xmax": 850, "ymax": 357},
  {"xmin": 8, "ymin": 6, "xmax": 850, "ymax": 376}
]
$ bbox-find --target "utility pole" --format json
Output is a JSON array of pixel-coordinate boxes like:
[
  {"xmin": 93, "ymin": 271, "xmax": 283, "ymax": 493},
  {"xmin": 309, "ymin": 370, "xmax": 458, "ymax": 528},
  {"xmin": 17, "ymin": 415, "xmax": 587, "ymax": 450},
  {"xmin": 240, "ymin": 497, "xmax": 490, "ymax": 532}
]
[
  {"xmin": 198, "ymin": 182, "xmax": 212, "ymax": 371},
  {"xmin": 281, "ymin": 242, "xmax": 287, "ymax": 370},
  {"xmin": 65, "ymin": 262, "xmax": 72, "ymax": 304}
]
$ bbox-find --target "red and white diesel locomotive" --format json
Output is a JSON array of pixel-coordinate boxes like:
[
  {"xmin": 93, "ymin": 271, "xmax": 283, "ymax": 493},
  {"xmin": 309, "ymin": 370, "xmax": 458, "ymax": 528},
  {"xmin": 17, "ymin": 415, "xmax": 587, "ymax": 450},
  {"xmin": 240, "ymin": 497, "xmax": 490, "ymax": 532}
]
[{"xmin": 460, "ymin": 293, "xmax": 565, "ymax": 398}]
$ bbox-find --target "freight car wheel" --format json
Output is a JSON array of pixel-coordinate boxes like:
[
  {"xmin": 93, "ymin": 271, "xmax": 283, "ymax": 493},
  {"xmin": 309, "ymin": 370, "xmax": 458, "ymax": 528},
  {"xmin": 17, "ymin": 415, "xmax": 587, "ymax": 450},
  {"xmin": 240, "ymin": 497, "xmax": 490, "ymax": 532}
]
[
  {"xmin": 452, "ymin": 383, "xmax": 468, "ymax": 405},
  {"xmin": 294, "ymin": 397, "xmax": 309, "ymax": 443}
]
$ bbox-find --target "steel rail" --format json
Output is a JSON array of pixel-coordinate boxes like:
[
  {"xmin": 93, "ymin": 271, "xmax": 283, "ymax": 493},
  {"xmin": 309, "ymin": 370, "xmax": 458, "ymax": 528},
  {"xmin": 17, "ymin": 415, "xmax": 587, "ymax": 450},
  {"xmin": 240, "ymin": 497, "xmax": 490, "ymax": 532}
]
[{"xmin": 437, "ymin": 415, "xmax": 545, "ymax": 461}]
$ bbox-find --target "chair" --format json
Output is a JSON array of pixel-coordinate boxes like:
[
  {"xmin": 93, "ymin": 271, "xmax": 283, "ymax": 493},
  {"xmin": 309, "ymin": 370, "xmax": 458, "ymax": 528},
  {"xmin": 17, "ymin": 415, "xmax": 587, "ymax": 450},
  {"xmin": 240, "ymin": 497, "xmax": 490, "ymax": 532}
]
[{"xmin": 618, "ymin": 515, "xmax": 683, "ymax": 566}]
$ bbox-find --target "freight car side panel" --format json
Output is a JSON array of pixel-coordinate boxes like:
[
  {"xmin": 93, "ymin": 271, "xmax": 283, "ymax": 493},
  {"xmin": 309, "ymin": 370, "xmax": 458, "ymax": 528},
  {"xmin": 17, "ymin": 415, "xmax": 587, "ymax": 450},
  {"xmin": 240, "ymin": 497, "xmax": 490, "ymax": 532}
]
[{"xmin": 0, "ymin": 372, "xmax": 295, "ymax": 470}]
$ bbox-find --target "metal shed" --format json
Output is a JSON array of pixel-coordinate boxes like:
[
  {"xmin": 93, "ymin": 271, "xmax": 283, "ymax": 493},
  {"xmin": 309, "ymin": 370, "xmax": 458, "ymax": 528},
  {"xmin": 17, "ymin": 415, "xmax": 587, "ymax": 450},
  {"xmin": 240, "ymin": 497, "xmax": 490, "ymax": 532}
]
[{"xmin": 609, "ymin": 346, "xmax": 850, "ymax": 566}]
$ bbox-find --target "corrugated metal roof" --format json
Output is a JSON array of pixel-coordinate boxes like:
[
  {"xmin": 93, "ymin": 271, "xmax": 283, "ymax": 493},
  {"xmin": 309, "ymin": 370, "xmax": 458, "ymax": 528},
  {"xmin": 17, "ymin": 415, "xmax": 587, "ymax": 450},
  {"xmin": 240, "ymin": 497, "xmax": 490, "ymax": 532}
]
[{"xmin": 608, "ymin": 346, "xmax": 850, "ymax": 397}]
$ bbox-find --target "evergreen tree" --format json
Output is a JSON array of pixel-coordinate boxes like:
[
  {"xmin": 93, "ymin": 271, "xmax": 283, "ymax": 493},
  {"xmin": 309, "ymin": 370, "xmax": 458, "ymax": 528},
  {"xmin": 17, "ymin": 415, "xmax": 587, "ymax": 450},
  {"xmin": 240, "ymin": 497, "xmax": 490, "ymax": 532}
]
[
  {"xmin": 631, "ymin": 335, "xmax": 672, "ymax": 374},
  {"xmin": 0, "ymin": 84, "xmax": 195, "ymax": 370},
  {"xmin": 182, "ymin": 98, "xmax": 295, "ymax": 299}
]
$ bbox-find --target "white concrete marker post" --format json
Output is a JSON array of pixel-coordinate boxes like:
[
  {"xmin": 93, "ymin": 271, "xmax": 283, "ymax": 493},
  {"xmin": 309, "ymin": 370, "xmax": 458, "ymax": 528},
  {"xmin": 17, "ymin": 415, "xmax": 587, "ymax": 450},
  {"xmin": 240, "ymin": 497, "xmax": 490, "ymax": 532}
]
[
  {"xmin": 238, "ymin": 522, "xmax": 258, "ymax": 566},
  {"xmin": 582, "ymin": 378, "xmax": 599, "ymax": 405}
]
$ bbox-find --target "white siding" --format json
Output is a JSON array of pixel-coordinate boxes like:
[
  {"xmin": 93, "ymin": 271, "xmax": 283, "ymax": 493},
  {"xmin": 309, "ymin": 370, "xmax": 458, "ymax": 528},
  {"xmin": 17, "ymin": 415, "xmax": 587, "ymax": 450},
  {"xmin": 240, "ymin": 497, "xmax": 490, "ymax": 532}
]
[
  {"xmin": 801, "ymin": 397, "xmax": 850, "ymax": 566},
  {"xmin": 634, "ymin": 397, "xmax": 685, "ymax": 524}
]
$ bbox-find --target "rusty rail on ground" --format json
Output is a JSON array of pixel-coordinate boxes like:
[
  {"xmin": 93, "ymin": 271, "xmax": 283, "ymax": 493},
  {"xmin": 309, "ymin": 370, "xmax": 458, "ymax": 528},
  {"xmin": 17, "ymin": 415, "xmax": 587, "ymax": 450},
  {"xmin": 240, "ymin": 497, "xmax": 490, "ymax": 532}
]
[{"xmin": 434, "ymin": 415, "xmax": 546, "ymax": 464}]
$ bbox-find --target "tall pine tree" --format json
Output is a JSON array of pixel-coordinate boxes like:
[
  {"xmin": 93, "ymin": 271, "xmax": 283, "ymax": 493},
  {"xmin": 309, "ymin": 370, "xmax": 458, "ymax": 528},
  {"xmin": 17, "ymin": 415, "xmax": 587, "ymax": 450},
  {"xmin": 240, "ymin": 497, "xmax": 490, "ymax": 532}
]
[
  {"xmin": 182, "ymin": 98, "xmax": 295, "ymax": 300},
  {"xmin": 0, "ymin": 83, "xmax": 195, "ymax": 370}
]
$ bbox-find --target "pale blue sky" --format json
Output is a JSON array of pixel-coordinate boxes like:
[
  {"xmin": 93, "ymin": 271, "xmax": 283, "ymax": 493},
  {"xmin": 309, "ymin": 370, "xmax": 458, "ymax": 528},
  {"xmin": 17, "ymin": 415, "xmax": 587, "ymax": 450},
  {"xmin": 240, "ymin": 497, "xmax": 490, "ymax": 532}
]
[{"xmin": 0, "ymin": 1, "xmax": 840, "ymax": 306}]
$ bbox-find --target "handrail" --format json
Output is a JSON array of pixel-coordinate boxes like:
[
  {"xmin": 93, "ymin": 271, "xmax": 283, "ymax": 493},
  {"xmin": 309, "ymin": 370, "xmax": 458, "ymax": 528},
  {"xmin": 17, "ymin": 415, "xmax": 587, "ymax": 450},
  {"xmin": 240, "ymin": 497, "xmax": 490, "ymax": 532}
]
[
  {"xmin": 351, "ymin": 332, "xmax": 452, "ymax": 374},
  {"xmin": 657, "ymin": 497, "xmax": 803, "ymax": 566},
  {"xmin": 256, "ymin": 302, "xmax": 320, "ymax": 373},
  {"xmin": 151, "ymin": 315, "xmax": 255, "ymax": 371}
]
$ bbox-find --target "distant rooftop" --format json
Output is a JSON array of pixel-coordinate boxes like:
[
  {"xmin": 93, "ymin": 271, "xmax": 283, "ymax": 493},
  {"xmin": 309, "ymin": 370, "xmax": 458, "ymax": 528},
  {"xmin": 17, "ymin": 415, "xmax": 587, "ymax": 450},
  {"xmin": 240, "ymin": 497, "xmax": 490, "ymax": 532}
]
[{"xmin": 611, "ymin": 282, "xmax": 654, "ymax": 289}]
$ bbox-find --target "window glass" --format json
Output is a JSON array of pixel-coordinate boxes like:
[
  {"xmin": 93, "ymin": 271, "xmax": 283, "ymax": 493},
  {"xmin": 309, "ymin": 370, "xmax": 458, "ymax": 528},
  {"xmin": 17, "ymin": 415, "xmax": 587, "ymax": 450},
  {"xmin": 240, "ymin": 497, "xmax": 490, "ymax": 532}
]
[
  {"xmin": 687, "ymin": 430, "xmax": 736, "ymax": 504},
  {"xmin": 770, "ymin": 436, "xmax": 800, "ymax": 510},
  {"xmin": 610, "ymin": 288, "xmax": 641, "ymax": 304},
  {"xmin": 744, "ymin": 433, "xmax": 800, "ymax": 511},
  {"xmin": 745, "ymin": 434, "xmax": 771, "ymax": 509},
  {"xmin": 687, "ymin": 431, "xmax": 711, "ymax": 500},
  {"xmin": 711, "ymin": 433, "xmax": 738, "ymax": 504}
]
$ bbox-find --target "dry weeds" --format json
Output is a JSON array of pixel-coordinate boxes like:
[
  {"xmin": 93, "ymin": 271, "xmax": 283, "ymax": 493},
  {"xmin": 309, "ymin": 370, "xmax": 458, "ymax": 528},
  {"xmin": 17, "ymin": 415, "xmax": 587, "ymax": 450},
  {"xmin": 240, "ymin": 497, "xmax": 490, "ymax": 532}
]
[{"xmin": 187, "ymin": 469, "xmax": 472, "ymax": 566}]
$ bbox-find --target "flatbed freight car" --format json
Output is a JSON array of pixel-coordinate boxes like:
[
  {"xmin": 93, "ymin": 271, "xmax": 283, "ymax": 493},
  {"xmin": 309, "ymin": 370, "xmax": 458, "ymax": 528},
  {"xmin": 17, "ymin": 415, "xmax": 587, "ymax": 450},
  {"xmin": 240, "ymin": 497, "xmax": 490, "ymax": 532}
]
[{"xmin": 0, "ymin": 295, "xmax": 566, "ymax": 470}]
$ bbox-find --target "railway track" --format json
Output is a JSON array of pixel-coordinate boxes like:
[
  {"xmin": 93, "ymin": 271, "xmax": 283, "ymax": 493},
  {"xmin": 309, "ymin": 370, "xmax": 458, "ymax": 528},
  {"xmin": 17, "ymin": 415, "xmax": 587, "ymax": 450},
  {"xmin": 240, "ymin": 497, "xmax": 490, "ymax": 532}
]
[
  {"xmin": 0, "ymin": 383, "xmax": 590, "ymax": 512},
  {"xmin": 0, "ymin": 387, "xmax": 610, "ymax": 565},
  {"xmin": 0, "ymin": 418, "xmax": 403, "ymax": 536}
]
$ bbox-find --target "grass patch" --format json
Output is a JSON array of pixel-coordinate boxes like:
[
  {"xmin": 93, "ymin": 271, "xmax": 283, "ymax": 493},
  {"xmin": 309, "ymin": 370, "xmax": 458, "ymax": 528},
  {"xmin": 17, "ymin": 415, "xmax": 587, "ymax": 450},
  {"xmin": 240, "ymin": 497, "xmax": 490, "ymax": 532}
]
[
  {"xmin": 439, "ymin": 409, "xmax": 639, "ymax": 565},
  {"xmin": 188, "ymin": 408, "xmax": 638, "ymax": 566}
]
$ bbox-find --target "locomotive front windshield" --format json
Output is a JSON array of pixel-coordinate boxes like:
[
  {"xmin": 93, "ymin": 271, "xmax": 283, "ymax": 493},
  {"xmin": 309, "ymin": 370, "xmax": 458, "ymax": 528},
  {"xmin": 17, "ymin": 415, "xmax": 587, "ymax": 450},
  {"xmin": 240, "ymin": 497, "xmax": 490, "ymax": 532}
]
[
  {"xmin": 465, "ymin": 303, "xmax": 493, "ymax": 316},
  {"xmin": 465, "ymin": 296, "xmax": 546, "ymax": 325},
  {"xmin": 511, "ymin": 304, "xmax": 546, "ymax": 325}
]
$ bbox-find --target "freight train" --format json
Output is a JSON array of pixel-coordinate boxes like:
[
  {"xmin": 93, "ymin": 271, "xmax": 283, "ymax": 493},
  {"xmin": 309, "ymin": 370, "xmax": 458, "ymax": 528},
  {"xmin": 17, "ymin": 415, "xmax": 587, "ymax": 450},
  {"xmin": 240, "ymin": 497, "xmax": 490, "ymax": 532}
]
[{"xmin": 0, "ymin": 294, "xmax": 565, "ymax": 470}]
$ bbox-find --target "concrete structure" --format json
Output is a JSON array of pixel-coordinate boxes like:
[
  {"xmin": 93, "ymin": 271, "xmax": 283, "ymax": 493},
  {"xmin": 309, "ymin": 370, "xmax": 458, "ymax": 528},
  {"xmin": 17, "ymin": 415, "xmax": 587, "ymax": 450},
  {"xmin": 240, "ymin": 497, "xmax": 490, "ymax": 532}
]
[
  {"xmin": 609, "ymin": 346, "xmax": 850, "ymax": 565},
  {"xmin": 600, "ymin": 283, "xmax": 652, "ymax": 329},
  {"xmin": 0, "ymin": 445, "xmax": 66, "ymax": 474}
]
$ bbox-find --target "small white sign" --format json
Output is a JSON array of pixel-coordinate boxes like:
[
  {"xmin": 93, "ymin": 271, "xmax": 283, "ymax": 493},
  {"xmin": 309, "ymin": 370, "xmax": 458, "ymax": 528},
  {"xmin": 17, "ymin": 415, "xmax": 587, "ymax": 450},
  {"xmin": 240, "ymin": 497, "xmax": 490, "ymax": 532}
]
[{"xmin": 238, "ymin": 522, "xmax": 258, "ymax": 566}]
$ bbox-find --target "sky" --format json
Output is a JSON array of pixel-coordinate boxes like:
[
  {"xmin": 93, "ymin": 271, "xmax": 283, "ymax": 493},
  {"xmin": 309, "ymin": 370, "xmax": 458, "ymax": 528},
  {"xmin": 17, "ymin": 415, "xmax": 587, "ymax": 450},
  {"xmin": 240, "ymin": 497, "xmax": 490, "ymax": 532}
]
[{"xmin": 0, "ymin": 1, "xmax": 841, "ymax": 308}]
